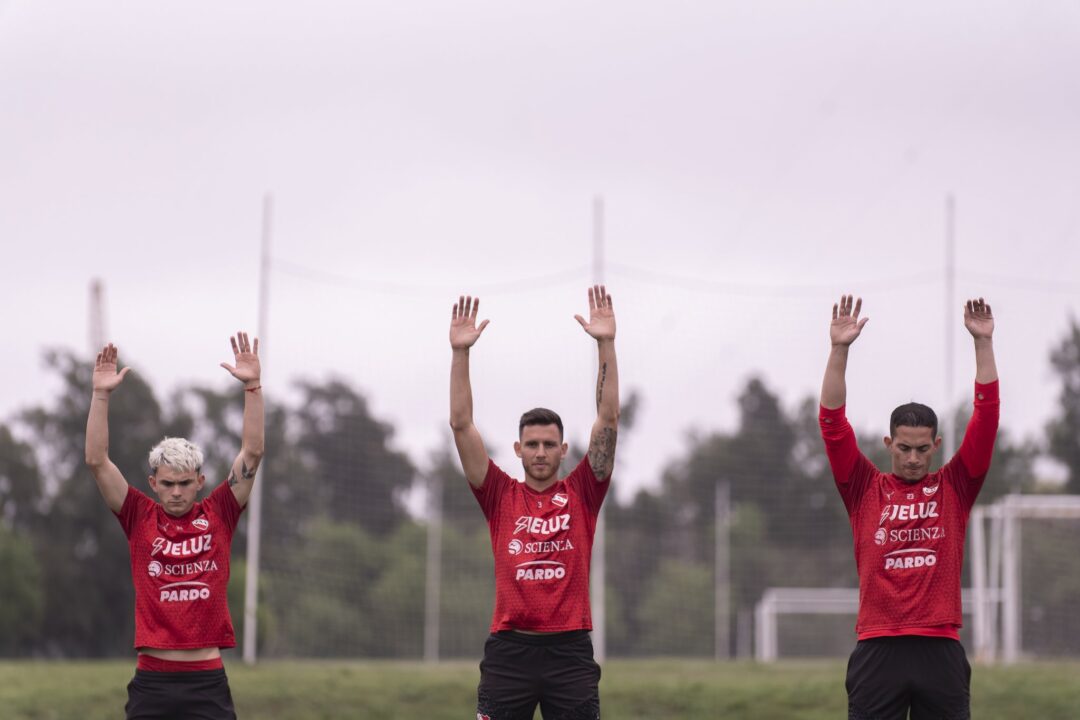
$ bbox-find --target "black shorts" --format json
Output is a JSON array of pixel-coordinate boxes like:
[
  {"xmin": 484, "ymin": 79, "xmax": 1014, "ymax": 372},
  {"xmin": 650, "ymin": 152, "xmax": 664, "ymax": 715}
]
[
  {"xmin": 846, "ymin": 636, "xmax": 971, "ymax": 720},
  {"xmin": 477, "ymin": 630, "xmax": 601, "ymax": 720},
  {"xmin": 125, "ymin": 668, "xmax": 237, "ymax": 720}
]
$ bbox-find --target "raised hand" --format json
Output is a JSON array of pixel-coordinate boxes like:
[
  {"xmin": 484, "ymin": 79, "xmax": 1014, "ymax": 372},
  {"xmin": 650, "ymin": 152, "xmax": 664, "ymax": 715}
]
[
  {"xmin": 450, "ymin": 296, "xmax": 490, "ymax": 350},
  {"xmin": 92, "ymin": 343, "xmax": 131, "ymax": 394},
  {"xmin": 830, "ymin": 295, "xmax": 868, "ymax": 347},
  {"xmin": 964, "ymin": 297, "xmax": 994, "ymax": 340},
  {"xmin": 574, "ymin": 285, "xmax": 615, "ymax": 341},
  {"xmin": 220, "ymin": 331, "xmax": 261, "ymax": 384}
]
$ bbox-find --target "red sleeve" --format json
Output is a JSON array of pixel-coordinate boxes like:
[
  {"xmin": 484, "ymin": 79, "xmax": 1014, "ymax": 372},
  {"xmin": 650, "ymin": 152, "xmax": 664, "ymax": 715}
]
[
  {"xmin": 202, "ymin": 481, "xmax": 245, "ymax": 531},
  {"xmin": 470, "ymin": 460, "xmax": 511, "ymax": 520},
  {"xmin": 819, "ymin": 404, "xmax": 877, "ymax": 512},
  {"xmin": 945, "ymin": 380, "xmax": 1000, "ymax": 509},
  {"xmin": 958, "ymin": 381, "xmax": 1000, "ymax": 479},
  {"xmin": 564, "ymin": 457, "xmax": 609, "ymax": 517},
  {"xmin": 113, "ymin": 485, "xmax": 154, "ymax": 536}
]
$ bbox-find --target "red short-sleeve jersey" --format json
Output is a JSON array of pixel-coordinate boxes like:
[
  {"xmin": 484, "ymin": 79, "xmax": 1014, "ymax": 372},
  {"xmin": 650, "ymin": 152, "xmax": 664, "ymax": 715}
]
[
  {"xmin": 820, "ymin": 381, "xmax": 1000, "ymax": 640},
  {"xmin": 472, "ymin": 457, "xmax": 609, "ymax": 633},
  {"xmin": 115, "ymin": 481, "xmax": 244, "ymax": 650}
]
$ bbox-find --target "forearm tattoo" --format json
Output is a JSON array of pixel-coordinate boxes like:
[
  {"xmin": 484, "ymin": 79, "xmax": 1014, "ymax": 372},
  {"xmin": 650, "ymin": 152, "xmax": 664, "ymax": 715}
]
[
  {"xmin": 596, "ymin": 362, "xmax": 607, "ymax": 410},
  {"xmin": 589, "ymin": 426, "xmax": 617, "ymax": 479}
]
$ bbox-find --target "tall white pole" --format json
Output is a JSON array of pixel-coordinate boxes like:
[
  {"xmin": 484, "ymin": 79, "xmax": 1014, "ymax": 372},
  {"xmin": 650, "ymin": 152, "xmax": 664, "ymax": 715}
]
[
  {"xmin": 590, "ymin": 195, "xmax": 607, "ymax": 663},
  {"xmin": 944, "ymin": 195, "xmax": 956, "ymax": 459},
  {"xmin": 243, "ymin": 193, "xmax": 272, "ymax": 665},
  {"xmin": 88, "ymin": 279, "xmax": 106, "ymax": 354}
]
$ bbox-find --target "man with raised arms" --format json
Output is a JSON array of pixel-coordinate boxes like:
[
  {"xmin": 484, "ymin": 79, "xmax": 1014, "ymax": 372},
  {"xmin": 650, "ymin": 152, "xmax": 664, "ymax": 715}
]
[
  {"xmin": 820, "ymin": 295, "xmax": 999, "ymax": 720},
  {"xmin": 86, "ymin": 333, "xmax": 263, "ymax": 720},
  {"xmin": 450, "ymin": 286, "xmax": 618, "ymax": 720}
]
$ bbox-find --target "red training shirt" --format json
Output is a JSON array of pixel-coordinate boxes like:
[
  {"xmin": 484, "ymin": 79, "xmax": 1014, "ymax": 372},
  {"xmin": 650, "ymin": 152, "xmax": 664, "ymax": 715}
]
[
  {"xmin": 115, "ymin": 481, "xmax": 244, "ymax": 650},
  {"xmin": 472, "ymin": 457, "xmax": 609, "ymax": 633},
  {"xmin": 819, "ymin": 381, "xmax": 999, "ymax": 640}
]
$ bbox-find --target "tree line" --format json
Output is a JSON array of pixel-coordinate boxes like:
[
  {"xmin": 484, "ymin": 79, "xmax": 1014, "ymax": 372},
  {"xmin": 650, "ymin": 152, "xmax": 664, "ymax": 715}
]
[{"xmin": 2, "ymin": 320, "xmax": 1079, "ymax": 658}]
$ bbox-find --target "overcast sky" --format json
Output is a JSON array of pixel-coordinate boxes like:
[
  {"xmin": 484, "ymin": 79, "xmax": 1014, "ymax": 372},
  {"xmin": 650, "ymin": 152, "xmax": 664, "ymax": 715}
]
[{"xmin": 2, "ymin": 1, "xmax": 1078, "ymax": 500}]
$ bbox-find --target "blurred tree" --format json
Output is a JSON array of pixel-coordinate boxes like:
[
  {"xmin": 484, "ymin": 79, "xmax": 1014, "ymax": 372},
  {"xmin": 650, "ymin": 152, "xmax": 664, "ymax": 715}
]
[
  {"xmin": 0, "ymin": 425, "xmax": 45, "ymax": 655},
  {"xmin": 1047, "ymin": 318, "xmax": 1080, "ymax": 493},
  {"xmin": 634, "ymin": 560, "xmax": 713, "ymax": 656},
  {"xmin": 0, "ymin": 424, "xmax": 42, "ymax": 531},
  {"xmin": 0, "ymin": 525, "xmax": 42, "ymax": 655},
  {"xmin": 294, "ymin": 379, "xmax": 415, "ymax": 534},
  {"xmin": 267, "ymin": 517, "xmax": 384, "ymax": 656}
]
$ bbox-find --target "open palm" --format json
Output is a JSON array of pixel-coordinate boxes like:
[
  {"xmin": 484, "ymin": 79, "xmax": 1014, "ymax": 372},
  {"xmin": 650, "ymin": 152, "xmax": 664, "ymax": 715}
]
[
  {"xmin": 575, "ymin": 285, "xmax": 615, "ymax": 340},
  {"xmin": 964, "ymin": 298, "xmax": 994, "ymax": 339},
  {"xmin": 450, "ymin": 296, "xmax": 489, "ymax": 349},
  {"xmin": 92, "ymin": 343, "xmax": 130, "ymax": 393},
  {"xmin": 221, "ymin": 332, "xmax": 261, "ymax": 383},
  {"xmin": 830, "ymin": 295, "xmax": 868, "ymax": 346}
]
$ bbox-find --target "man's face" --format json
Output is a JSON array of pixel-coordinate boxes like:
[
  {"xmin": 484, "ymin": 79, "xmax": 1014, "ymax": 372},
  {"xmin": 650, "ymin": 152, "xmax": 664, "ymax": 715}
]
[
  {"xmin": 883, "ymin": 426, "xmax": 941, "ymax": 483},
  {"xmin": 148, "ymin": 466, "xmax": 205, "ymax": 517},
  {"xmin": 514, "ymin": 424, "xmax": 567, "ymax": 484}
]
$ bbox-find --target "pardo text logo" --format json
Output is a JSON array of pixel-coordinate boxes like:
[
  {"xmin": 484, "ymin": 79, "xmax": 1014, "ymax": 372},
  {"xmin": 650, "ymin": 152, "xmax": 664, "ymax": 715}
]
[
  {"xmin": 514, "ymin": 560, "xmax": 567, "ymax": 581},
  {"xmin": 883, "ymin": 548, "xmax": 937, "ymax": 571},
  {"xmin": 159, "ymin": 581, "xmax": 211, "ymax": 602}
]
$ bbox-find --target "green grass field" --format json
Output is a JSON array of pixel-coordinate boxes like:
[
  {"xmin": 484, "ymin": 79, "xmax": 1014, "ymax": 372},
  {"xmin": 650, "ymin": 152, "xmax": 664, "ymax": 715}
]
[{"xmin": 3, "ymin": 658, "xmax": 1079, "ymax": 719}]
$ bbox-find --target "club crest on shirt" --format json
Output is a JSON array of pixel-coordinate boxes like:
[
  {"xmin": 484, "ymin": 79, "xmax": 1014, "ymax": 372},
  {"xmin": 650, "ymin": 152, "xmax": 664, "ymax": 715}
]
[
  {"xmin": 551, "ymin": 493, "xmax": 568, "ymax": 508},
  {"xmin": 192, "ymin": 517, "xmax": 210, "ymax": 531},
  {"xmin": 922, "ymin": 484, "xmax": 939, "ymax": 497}
]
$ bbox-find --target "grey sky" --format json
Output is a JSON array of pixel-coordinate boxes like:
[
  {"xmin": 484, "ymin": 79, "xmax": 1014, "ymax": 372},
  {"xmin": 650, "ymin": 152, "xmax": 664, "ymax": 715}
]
[{"xmin": 2, "ymin": 1, "xmax": 1078, "ymax": 499}]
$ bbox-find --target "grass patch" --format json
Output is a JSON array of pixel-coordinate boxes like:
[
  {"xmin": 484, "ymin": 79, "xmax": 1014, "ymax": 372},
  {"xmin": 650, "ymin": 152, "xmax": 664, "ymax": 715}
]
[{"xmin": 2, "ymin": 658, "xmax": 1078, "ymax": 719}]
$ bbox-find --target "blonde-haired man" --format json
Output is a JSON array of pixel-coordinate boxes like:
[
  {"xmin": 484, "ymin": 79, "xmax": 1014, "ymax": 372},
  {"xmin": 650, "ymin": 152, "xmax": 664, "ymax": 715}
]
[{"xmin": 86, "ymin": 333, "xmax": 263, "ymax": 720}]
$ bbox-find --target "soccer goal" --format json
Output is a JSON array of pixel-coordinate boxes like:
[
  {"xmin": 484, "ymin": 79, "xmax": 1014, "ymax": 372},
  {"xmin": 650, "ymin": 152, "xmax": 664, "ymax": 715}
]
[
  {"xmin": 754, "ymin": 494, "xmax": 1080, "ymax": 664},
  {"xmin": 970, "ymin": 494, "xmax": 1080, "ymax": 664},
  {"xmin": 753, "ymin": 587, "xmax": 980, "ymax": 662}
]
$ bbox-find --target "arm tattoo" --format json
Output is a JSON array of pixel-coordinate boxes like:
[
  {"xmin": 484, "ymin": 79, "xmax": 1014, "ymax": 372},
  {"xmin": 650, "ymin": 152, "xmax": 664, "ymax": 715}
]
[
  {"xmin": 595, "ymin": 362, "xmax": 607, "ymax": 410},
  {"xmin": 228, "ymin": 460, "xmax": 257, "ymax": 487},
  {"xmin": 588, "ymin": 426, "xmax": 618, "ymax": 479}
]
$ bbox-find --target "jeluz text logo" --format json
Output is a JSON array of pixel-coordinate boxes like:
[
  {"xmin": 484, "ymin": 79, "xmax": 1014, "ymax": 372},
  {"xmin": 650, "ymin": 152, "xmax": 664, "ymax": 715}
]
[
  {"xmin": 515, "ymin": 560, "xmax": 567, "ymax": 581},
  {"xmin": 514, "ymin": 514, "xmax": 570, "ymax": 537},
  {"xmin": 883, "ymin": 548, "xmax": 937, "ymax": 571},
  {"xmin": 879, "ymin": 501, "xmax": 939, "ymax": 525},
  {"xmin": 150, "ymin": 534, "xmax": 212, "ymax": 558},
  {"xmin": 159, "ymin": 581, "xmax": 212, "ymax": 602}
]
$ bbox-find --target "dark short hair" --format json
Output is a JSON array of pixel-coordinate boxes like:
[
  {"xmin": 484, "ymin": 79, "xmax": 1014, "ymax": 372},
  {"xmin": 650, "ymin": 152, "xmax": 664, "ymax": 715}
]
[
  {"xmin": 519, "ymin": 408, "xmax": 564, "ymax": 439},
  {"xmin": 889, "ymin": 402, "xmax": 938, "ymax": 438}
]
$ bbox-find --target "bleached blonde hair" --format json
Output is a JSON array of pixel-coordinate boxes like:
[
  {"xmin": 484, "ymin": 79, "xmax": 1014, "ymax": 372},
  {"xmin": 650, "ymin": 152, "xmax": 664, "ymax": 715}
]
[{"xmin": 148, "ymin": 437, "xmax": 204, "ymax": 475}]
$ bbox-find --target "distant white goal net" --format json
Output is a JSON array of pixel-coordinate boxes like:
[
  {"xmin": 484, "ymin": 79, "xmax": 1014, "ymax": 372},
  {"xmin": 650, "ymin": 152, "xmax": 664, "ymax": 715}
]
[{"xmin": 755, "ymin": 494, "xmax": 1080, "ymax": 664}]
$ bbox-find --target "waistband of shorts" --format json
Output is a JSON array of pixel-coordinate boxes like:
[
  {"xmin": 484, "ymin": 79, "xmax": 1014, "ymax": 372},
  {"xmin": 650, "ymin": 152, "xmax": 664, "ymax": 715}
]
[
  {"xmin": 857, "ymin": 635, "xmax": 962, "ymax": 647},
  {"xmin": 494, "ymin": 630, "xmax": 590, "ymax": 646},
  {"xmin": 137, "ymin": 654, "xmax": 224, "ymax": 672}
]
